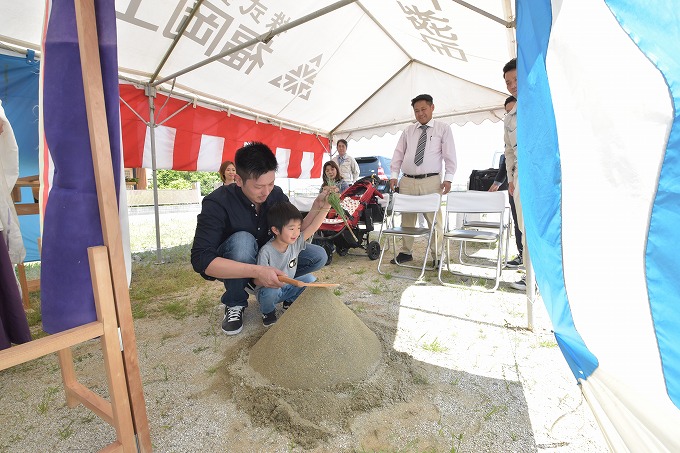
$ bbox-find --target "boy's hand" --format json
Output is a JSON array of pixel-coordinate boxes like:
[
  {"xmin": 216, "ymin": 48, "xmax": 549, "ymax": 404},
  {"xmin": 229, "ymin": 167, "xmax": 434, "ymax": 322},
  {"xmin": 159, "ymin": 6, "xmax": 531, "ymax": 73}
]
[
  {"xmin": 315, "ymin": 185, "xmax": 337, "ymax": 209},
  {"xmin": 253, "ymin": 266, "xmax": 285, "ymax": 288}
]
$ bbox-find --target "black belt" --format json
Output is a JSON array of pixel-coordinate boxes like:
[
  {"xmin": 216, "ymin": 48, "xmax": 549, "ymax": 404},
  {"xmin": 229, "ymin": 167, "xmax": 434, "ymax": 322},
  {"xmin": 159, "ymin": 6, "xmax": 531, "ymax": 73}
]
[{"xmin": 402, "ymin": 172, "xmax": 439, "ymax": 179}]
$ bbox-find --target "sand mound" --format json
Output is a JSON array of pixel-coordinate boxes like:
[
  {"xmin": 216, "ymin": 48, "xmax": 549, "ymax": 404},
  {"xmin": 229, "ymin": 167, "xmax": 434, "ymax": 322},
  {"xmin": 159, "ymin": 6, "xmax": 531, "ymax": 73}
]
[{"xmin": 249, "ymin": 287, "xmax": 382, "ymax": 389}]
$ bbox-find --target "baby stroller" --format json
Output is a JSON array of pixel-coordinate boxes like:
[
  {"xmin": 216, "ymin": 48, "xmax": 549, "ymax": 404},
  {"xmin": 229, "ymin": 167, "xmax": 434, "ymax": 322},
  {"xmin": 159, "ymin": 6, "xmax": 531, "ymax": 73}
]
[{"xmin": 312, "ymin": 175, "xmax": 384, "ymax": 265}]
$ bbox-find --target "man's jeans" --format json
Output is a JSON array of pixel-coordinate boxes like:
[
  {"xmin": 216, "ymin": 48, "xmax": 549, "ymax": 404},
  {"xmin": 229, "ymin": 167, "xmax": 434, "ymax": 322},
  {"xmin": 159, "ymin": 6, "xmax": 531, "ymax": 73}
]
[
  {"xmin": 216, "ymin": 231, "xmax": 327, "ymax": 308},
  {"xmin": 257, "ymin": 274, "xmax": 316, "ymax": 314}
]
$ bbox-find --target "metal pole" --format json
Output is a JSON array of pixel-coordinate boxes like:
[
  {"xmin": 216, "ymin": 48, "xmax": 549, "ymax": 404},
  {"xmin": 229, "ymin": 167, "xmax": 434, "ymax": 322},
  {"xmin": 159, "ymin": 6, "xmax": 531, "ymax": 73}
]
[
  {"xmin": 145, "ymin": 84, "xmax": 164, "ymax": 264},
  {"xmin": 525, "ymin": 245, "xmax": 535, "ymax": 331},
  {"xmin": 152, "ymin": 0, "xmax": 357, "ymax": 87}
]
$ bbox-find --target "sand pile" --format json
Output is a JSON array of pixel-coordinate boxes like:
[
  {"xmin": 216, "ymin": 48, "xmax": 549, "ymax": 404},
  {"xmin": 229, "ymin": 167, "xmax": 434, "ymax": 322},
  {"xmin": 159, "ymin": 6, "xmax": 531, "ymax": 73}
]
[{"xmin": 249, "ymin": 287, "xmax": 382, "ymax": 389}]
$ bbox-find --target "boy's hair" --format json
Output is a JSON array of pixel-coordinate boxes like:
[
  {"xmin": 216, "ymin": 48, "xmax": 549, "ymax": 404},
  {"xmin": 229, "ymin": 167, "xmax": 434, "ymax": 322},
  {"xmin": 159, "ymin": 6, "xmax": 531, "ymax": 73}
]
[
  {"xmin": 411, "ymin": 93, "xmax": 433, "ymax": 106},
  {"xmin": 234, "ymin": 142, "xmax": 278, "ymax": 182},
  {"xmin": 337, "ymin": 139, "xmax": 348, "ymax": 148},
  {"xmin": 504, "ymin": 96, "xmax": 517, "ymax": 107},
  {"xmin": 267, "ymin": 202, "xmax": 303, "ymax": 234},
  {"xmin": 503, "ymin": 58, "xmax": 517, "ymax": 76},
  {"xmin": 218, "ymin": 160, "xmax": 234, "ymax": 183}
]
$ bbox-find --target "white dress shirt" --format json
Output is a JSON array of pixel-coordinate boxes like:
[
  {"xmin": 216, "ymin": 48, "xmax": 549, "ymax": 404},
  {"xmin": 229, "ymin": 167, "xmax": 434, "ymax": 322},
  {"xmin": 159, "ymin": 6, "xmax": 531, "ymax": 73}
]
[{"xmin": 390, "ymin": 119, "xmax": 457, "ymax": 182}]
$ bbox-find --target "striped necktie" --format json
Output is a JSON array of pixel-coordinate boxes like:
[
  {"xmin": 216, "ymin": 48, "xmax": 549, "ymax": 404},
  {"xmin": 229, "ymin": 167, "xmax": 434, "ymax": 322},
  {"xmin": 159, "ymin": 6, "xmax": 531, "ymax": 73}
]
[{"xmin": 414, "ymin": 124, "xmax": 428, "ymax": 166}]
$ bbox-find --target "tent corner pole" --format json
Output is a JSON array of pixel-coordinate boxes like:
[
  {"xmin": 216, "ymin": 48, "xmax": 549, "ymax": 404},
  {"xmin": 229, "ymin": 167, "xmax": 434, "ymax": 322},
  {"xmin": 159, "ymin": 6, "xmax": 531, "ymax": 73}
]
[
  {"xmin": 525, "ymin": 246, "xmax": 535, "ymax": 331},
  {"xmin": 145, "ymin": 84, "xmax": 164, "ymax": 264}
]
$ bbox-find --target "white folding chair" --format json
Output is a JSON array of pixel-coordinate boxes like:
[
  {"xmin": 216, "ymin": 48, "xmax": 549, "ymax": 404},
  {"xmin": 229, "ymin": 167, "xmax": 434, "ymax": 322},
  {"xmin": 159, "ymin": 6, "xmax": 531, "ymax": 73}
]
[
  {"xmin": 377, "ymin": 192, "xmax": 441, "ymax": 281},
  {"xmin": 461, "ymin": 191, "xmax": 512, "ymax": 266},
  {"xmin": 438, "ymin": 191, "xmax": 506, "ymax": 291}
]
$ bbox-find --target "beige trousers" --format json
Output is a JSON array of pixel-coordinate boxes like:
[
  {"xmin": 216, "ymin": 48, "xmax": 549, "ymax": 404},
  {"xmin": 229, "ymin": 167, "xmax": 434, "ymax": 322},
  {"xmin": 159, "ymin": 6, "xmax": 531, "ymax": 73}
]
[{"xmin": 397, "ymin": 175, "xmax": 443, "ymax": 257}]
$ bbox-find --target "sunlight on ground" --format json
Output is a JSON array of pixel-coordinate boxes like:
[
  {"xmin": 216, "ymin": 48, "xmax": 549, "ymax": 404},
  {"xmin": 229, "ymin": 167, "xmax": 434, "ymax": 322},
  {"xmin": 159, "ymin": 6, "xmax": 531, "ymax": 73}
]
[{"xmin": 392, "ymin": 284, "xmax": 529, "ymax": 380}]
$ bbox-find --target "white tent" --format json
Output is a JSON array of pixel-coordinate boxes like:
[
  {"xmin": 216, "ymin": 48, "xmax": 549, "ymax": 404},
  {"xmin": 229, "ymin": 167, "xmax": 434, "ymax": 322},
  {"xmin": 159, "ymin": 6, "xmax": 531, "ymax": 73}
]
[
  {"xmin": 3, "ymin": 1, "xmax": 680, "ymax": 452},
  {"xmin": 1, "ymin": 0, "xmax": 514, "ymax": 142}
]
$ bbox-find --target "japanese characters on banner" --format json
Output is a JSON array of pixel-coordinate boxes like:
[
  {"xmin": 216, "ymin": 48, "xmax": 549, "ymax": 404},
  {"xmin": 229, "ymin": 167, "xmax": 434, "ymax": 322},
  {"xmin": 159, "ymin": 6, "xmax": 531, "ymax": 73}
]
[
  {"xmin": 119, "ymin": 84, "xmax": 328, "ymax": 178},
  {"xmin": 116, "ymin": 0, "xmax": 291, "ymax": 76},
  {"xmin": 397, "ymin": 1, "xmax": 467, "ymax": 61}
]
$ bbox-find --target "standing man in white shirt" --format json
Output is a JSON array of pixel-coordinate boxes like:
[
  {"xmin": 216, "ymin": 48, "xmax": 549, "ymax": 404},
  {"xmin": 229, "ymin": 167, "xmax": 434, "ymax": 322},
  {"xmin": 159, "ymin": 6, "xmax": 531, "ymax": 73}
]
[
  {"xmin": 389, "ymin": 94, "xmax": 457, "ymax": 265},
  {"xmin": 331, "ymin": 139, "xmax": 360, "ymax": 184}
]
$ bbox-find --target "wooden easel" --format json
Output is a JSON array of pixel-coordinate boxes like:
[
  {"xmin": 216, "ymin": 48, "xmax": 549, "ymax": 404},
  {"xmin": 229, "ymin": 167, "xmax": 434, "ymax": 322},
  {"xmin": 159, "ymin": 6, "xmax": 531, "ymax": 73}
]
[
  {"xmin": 0, "ymin": 1, "xmax": 152, "ymax": 451},
  {"xmin": 10, "ymin": 177, "xmax": 41, "ymax": 309}
]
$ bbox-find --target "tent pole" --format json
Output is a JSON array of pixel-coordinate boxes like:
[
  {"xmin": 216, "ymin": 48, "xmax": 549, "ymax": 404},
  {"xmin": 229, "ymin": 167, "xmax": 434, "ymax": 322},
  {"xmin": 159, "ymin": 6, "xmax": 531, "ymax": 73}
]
[
  {"xmin": 450, "ymin": 0, "xmax": 513, "ymax": 27},
  {"xmin": 152, "ymin": 0, "xmax": 358, "ymax": 87},
  {"xmin": 149, "ymin": 0, "xmax": 205, "ymax": 83},
  {"xmin": 145, "ymin": 84, "xmax": 164, "ymax": 264},
  {"xmin": 525, "ymin": 246, "xmax": 535, "ymax": 331}
]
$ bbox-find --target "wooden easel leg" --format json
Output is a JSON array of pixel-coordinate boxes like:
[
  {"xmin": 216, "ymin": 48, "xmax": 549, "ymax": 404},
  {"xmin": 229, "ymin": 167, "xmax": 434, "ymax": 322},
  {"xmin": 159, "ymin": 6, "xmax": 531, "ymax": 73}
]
[
  {"xmin": 74, "ymin": 1, "xmax": 152, "ymax": 450},
  {"xmin": 16, "ymin": 262, "xmax": 30, "ymax": 309},
  {"xmin": 57, "ymin": 348, "xmax": 79, "ymax": 408},
  {"xmin": 89, "ymin": 247, "xmax": 137, "ymax": 452}
]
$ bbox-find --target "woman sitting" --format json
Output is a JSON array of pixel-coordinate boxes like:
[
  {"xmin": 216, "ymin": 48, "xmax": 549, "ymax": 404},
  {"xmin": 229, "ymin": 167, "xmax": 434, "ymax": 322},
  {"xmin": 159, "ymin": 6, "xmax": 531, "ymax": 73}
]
[{"xmin": 320, "ymin": 160, "xmax": 349, "ymax": 193}]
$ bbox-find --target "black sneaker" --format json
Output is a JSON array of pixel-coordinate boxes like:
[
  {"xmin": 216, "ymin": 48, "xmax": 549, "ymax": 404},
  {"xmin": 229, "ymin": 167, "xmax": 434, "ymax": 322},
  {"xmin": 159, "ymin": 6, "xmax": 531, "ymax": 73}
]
[
  {"xmin": 506, "ymin": 255, "xmax": 523, "ymax": 269},
  {"xmin": 510, "ymin": 276, "xmax": 526, "ymax": 291},
  {"xmin": 262, "ymin": 310, "xmax": 277, "ymax": 327},
  {"xmin": 222, "ymin": 306, "xmax": 245, "ymax": 335},
  {"xmin": 282, "ymin": 300, "xmax": 293, "ymax": 310}
]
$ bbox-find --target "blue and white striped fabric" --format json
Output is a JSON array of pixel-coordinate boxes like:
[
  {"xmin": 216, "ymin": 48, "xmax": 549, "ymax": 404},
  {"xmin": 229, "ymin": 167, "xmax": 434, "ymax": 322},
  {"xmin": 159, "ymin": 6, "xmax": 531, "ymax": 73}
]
[{"xmin": 516, "ymin": 0, "xmax": 680, "ymax": 450}]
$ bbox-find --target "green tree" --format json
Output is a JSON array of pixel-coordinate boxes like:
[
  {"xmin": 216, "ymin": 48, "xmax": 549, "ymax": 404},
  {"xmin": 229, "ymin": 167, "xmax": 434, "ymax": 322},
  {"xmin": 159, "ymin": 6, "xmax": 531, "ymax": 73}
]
[{"xmin": 155, "ymin": 170, "xmax": 220, "ymax": 196}]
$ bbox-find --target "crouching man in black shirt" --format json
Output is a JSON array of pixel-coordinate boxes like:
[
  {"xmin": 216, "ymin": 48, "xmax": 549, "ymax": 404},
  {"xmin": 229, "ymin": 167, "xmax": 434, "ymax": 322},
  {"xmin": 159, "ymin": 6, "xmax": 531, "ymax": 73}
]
[{"xmin": 191, "ymin": 142, "xmax": 332, "ymax": 335}]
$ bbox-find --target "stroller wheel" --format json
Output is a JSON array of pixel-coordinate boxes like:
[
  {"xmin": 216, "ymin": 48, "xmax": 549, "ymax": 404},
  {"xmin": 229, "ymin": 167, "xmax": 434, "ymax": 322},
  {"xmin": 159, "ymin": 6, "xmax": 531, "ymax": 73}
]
[
  {"xmin": 337, "ymin": 246, "xmax": 350, "ymax": 257},
  {"xmin": 367, "ymin": 241, "xmax": 381, "ymax": 260}
]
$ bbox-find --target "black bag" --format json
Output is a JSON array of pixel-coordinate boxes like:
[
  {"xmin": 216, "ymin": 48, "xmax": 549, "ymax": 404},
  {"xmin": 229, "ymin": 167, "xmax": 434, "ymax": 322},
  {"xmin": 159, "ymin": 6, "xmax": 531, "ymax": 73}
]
[{"xmin": 468, "ymin": 168, "xmax": 508, "ymax": 191}]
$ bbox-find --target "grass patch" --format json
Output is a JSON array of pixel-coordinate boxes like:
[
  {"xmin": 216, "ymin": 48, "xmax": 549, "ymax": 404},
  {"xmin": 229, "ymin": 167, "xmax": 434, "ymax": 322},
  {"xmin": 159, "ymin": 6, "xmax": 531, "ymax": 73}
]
[
  {"xmin": 421, "ymin": 337, "xmax": 448, "ymax": 353},
  {"xmin": 37, "ymin": 387, "xmax": 60, "ymax": 414},
  {"xmin": 351, "ymin": 268, "xmax": 366, "ymax": 275},
  {"xmin": 333, "ymin": 288, "xmax": 342, "ymax": 296},
  {"xmin": 483, "ymin": 404, "xmax": 507, "ymax": 421},
  {"xmin": 161, "ymin": 300, "xmax": 189, "ymax": 319},
  {"xmin": 193, "ymin": 293, "xmax": 215, "ymax": 316},
  {"xmin": 538, "ymin": 339, "xmax": 558, "ymax": 348}
]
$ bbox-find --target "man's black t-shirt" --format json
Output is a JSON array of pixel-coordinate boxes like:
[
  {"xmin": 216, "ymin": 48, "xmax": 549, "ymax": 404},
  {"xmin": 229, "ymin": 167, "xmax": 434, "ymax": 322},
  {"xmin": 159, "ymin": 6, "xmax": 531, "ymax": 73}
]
[{"xmin": 190, "ymin": 184, "xmax": 288, "ymax": 280}]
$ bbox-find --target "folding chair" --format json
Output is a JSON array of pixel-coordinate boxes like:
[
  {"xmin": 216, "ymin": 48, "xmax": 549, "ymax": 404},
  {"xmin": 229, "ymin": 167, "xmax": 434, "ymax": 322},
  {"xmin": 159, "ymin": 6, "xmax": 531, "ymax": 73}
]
[
  {"xmin": 461, "ymin": 191, "xmax": 512, "ymax": 267},
  {"xmin": 377, "ymin": 192, "xmax": 441, "ymax": 281},
  {"xmin": 438, "ymin": 191, "xmax": 506, "ymax": 291}
]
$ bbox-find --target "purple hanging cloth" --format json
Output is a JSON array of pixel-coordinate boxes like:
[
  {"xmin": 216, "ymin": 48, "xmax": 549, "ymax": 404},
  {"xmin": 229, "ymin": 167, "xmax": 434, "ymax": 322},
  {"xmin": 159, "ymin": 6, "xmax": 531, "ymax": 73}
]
[
  {"xmin": 0, "ymin": 237, "xmax": 31, "ymax": 349},
  {"xmin": 40, "ymin": 0, "xmax": 122, "ymax": 334}
]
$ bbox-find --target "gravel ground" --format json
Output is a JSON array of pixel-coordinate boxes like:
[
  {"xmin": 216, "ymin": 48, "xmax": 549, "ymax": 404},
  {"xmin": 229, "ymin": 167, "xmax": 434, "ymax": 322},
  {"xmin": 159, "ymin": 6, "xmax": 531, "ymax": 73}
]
[{"xmin": 0, "ymin": 204, "xmax": 610, "ymax": 452}]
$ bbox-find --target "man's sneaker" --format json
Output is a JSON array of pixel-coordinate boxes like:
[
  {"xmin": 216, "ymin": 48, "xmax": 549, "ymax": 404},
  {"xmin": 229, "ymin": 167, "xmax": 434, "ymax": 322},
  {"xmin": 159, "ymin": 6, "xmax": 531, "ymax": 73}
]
[
  {"xmin": 262, "ymin": 310, "xmax": 277, "ymax": 327},
  {"xmin": 510, "ymin": 276, "xmax": 526, "ymax": 291},
  {"xmin": 244, "ymin": 281, "xmax": 256, "ymax": 297},
  {"xmin": 282, "ymin": 300, "xmax": 293, "ymax": 310},
  {"xmin": 222, "ymin": 306, "xmax": 245, "ymax": 335},
  {"xmin": 506, "ymin": 255, "xmax": 523, "ymax": 269}
]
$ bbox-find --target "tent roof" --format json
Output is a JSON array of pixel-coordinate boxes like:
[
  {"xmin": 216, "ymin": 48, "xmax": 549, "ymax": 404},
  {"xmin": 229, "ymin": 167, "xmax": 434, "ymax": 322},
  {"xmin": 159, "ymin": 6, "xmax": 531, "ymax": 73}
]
[{"xmin": 0, "ymin": 0, "xmax": 515, "ymax": 140}]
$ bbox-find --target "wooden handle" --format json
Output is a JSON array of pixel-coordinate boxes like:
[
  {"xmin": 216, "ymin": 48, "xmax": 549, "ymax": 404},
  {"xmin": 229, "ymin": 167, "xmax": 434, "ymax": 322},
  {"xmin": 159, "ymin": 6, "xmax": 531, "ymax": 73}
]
[{"xmin": 277, "ymin": 275, "xmax": 339, "ymax": 287}]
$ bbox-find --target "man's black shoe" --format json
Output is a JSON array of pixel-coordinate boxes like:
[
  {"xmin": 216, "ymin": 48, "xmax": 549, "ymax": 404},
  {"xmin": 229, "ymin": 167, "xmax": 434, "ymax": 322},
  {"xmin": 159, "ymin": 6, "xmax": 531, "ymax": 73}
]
[
  {"xmin": 506, "ymin": 255, "xmax": 523, "ymax": 269},
  {"xmin": 390, "ymin": 253, "xmax": 413, "ymax": 264},
  {"xmin": 222, "ymin": 306, "xmax": 245, "ymax": 335}
]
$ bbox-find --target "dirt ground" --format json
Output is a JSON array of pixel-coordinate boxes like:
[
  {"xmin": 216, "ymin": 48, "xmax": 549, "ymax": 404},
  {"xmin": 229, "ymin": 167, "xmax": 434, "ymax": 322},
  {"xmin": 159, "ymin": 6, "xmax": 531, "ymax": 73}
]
[{"xmin": 0, "ymin": 240, "xmax": 610, "ymax": 452}]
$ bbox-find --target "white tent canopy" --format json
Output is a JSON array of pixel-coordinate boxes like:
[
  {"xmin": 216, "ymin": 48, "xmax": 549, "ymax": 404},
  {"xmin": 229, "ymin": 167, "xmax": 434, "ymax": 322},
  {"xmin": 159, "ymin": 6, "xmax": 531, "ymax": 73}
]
[{"xmin": 1, "ymin": 0, "xmax": 515, "ymax": 140}]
